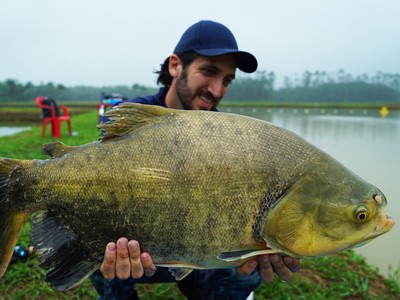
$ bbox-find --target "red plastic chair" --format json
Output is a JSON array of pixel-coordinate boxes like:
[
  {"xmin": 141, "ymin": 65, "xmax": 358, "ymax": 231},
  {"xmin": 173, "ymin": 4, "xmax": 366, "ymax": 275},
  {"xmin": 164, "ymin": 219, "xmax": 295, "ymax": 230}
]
[{"xmin": 35, "ymin": 96, "xmax": 72, "ymax": 138}]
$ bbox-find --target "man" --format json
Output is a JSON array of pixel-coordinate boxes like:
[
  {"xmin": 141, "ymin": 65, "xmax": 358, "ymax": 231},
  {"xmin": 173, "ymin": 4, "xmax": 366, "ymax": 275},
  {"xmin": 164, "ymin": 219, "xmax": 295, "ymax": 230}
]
[{"xmin": 90, "ymin": 20, "xmax": 300, "ymax": 300}]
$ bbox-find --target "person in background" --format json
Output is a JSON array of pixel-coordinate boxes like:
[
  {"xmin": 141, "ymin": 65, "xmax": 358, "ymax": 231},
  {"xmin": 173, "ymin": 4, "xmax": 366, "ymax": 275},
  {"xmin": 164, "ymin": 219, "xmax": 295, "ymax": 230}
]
[{"xmin": 90, "ymin": 20, "xmax": 300, "ymax": 300}]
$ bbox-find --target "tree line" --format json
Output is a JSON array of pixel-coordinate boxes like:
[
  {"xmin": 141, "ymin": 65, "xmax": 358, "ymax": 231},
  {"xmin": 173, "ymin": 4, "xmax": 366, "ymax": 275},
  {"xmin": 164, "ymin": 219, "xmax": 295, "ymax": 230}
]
[
  {"xmin": 271, "ymin": 70, "xmax": 400, "ymax": 103},
  {"xmin": 0, "ymin": 70, "xmax": 399, "ymax": 104},
  {"xmin": 226, "ymin": 70, "xmax": 400, "ymax": 103}
]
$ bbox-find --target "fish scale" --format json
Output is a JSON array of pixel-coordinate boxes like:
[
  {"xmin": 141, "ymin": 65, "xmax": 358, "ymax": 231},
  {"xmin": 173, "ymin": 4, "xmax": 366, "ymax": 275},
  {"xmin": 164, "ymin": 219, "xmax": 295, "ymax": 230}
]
[{"xmin": 0, "ymin": 103, "xmax": 395, "ymax": 291}]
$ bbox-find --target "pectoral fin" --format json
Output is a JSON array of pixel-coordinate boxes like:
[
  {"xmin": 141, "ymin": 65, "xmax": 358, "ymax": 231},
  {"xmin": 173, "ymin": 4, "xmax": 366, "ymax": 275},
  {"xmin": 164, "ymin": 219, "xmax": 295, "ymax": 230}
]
[{"xmin": 217, "ymin": 249, "xmax": 278, "ymax": 262}]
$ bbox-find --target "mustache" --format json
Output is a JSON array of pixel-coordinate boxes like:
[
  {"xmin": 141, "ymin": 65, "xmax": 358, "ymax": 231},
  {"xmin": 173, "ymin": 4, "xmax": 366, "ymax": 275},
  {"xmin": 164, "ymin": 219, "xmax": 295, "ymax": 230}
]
[{"xmin": 197, "ymin": 90, "xmax": 219, "ymax": 103}]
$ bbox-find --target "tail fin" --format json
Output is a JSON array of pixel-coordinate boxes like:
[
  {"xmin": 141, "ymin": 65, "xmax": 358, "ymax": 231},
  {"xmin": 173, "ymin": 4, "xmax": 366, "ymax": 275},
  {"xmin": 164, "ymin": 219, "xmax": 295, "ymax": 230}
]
[{"xmin": 0, "ymin": 158, "xmax": 30, "ymax": 278}]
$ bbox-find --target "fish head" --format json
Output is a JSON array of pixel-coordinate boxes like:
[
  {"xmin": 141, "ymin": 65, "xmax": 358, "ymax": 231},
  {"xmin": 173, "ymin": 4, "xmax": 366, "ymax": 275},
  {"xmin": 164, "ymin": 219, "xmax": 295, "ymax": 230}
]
[
  {"xmin": 262, "ymin": 171, "xmax": 395, "ymax": 258},
  {"xmin": 350, "ymin": 193, "xmax": 395, "ymax": 249}
]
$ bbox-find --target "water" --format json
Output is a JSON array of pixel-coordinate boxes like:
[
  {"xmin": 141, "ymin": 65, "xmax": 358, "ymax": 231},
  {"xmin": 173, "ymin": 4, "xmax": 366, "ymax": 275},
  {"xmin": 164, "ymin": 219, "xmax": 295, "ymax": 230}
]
[
  {"xmin": 222, "ymin": 106, "xmax": 400, "ymax": 278},
  {"xmin": 0, "ymin": 126, "xmax": 31, "ymax": 137}
]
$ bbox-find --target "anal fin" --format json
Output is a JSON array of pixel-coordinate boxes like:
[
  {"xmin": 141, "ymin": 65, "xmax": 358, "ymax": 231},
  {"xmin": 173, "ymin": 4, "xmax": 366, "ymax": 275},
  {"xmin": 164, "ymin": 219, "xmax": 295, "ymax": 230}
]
[
  {"xmin": 47, "ymin": 256, "xmax": 100, "ymax": 291},
  {"xmin": 156, "ymin": 263, "xmax": 205, "ymax": 281},
  {"xmin": 168, "ymin": 268, "xmax": 194, "ymax": 281},
  {"xmin": 31, "ymin": 211, "xmax": 100, "ymax": 291}
]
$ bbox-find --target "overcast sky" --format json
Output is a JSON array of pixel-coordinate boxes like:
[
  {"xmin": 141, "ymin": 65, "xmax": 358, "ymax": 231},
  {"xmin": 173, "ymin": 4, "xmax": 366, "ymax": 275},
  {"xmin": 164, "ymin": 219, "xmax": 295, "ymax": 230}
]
[{"xmin": 1, "ymin": 0, "xmax": 399, "ymax": 88}]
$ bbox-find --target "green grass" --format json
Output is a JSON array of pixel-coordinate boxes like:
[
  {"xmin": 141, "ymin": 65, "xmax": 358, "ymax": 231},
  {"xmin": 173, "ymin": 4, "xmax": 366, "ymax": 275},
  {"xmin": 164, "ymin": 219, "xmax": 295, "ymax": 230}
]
[
  {"xmin": 0, "ymin": 110, "xmax": 101, "ymax": 299},
  {"xmin": 255, "ymin": 251, "xmax": 400, "ymax": 300},
  {"xmin": 0, "ymin": 110, "xmax": 100, "ymax": 159},
  {"xmin": 2, "ymin": 100, "xmax": 400, "ymax": 110},
  {"xmin": 1, "ymin": 110, "xmax": 399, "ymax": 299}
]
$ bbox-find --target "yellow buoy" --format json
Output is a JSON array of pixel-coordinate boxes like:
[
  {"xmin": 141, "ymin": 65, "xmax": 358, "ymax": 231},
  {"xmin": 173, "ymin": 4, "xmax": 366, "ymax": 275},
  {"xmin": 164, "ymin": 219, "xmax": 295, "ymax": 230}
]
[{"xmin": 380, "ymin": 106, "xmax": 389, "ymax": 118}]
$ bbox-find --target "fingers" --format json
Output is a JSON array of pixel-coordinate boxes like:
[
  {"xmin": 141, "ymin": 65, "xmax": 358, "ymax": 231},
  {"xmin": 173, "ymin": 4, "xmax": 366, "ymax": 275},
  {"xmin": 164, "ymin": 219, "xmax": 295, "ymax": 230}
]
[
  {"xmin": 266, "ymin": 254, "xmax": 294, "ymax": 281},
  {"xmin": 258, "ymin": 255, "xmax": 275, "ymax": 283},
  {"xmin": 115, "ymin": 238, "xmax": 131, "ymax": 280},
  {"xmin": 100, "ymin": 238, "xmax": 157, "ymax": 281},
  {"xmin": 283, "ymin": 256, "xmax": 301, "ymax": 273},
  {"xmin": 141, "ymin": 252, "xmax": 157, "ymax": 277},
  {"xmin": 127, "ymin": 240, "xmax": 157, "ymax": 278},
  {"xmin": 236, "ymin": 259, "xmax": 257, "ymax": 276},
  {"xmin": 236, "ymin": 254, "xmax": 299, "ymax": 283},
  {"xmin": 128, "ymin": 240, "xmax": 144, "ymax": 279},
  {"xmin": 256, "ymin": 254, "xmax": 301, "ymax": 283},
  {"xmin": 100, "ymin": 242, "xmax": 117, "ymax": 280}
]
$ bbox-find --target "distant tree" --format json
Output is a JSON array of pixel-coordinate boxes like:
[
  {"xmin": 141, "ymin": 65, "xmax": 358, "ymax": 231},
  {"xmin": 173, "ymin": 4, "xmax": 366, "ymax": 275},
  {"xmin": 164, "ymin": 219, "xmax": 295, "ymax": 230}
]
[
  {"xmin": 5, "ymin": 79, "xmax": 20, "ymax": 101},
  {"xmin": 225, "ymin": 71, "xmax": 275, "ymax": 101},
  {"xmin": 0, "ymin": 70, "xmax": 398, "ymax": 104},
  {"xmin": 302, "ymin": 71, "xmax": 312, "ymax": 88}
]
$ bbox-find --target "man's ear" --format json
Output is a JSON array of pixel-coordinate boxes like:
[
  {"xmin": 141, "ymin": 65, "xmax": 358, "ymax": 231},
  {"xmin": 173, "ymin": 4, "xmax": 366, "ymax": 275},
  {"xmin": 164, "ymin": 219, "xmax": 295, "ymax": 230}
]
[{"xmin": 168, "ymin": 54, "xmax": 183, "ymax": 78}]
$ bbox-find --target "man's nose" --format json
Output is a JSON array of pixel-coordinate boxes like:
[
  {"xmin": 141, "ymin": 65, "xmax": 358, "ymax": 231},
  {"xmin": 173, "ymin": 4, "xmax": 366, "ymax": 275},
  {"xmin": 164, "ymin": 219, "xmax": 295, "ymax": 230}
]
[{"xmin": 208, "ymin": 79, "xmax": 225, "ymax": 99}]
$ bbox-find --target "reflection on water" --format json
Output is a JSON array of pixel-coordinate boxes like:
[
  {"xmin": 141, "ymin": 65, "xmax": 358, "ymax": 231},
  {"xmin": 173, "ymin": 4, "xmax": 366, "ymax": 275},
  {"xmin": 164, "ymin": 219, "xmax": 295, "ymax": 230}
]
[
  {"xmin": 0, "ymin": 126, "xmax": 31, "ymax": 137},
  {"xmin": 222, "ymin": 106, "xmax": 400, "ymax": 278},
  {"xmin": 224, "ymin": 107, "xmax": 399, "ymax": 144}
]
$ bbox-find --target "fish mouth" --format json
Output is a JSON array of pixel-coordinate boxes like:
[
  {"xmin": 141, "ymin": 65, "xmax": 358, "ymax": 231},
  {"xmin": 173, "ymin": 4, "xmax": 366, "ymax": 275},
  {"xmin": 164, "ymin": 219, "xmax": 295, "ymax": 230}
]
[
  {"xmin": 380, "ymin": 213, "xmax": 395, "ymax": 231},
  {"xmin": 354, "ymin": 213, "xmax": 396, "ymax": 249}
]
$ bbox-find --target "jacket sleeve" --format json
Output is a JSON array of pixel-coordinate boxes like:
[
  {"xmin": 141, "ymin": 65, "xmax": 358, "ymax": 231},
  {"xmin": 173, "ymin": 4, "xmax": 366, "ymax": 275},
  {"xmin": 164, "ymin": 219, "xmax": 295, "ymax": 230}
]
[{"xmin": 176, "ymin": 268, "xmax": 261, "ymax": 298}]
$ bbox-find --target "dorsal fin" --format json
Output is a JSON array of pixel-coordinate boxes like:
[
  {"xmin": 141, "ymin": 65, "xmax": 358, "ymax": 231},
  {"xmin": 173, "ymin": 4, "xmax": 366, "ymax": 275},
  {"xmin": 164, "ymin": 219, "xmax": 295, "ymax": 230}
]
[
  {"xmin": 97, "ymin": 103, "xmax": 178, "ymax": 141},
  {"xmin": 42, "ymin": 142, "xmax": 77, "ymax": 158}
]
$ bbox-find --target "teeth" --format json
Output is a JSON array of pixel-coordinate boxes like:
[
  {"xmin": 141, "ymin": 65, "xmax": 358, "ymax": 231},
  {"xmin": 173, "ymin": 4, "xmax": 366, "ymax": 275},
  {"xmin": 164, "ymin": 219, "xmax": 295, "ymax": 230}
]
[{"xmin": 200, "ymin": 96, "xmax": 213, "ymax": 104}]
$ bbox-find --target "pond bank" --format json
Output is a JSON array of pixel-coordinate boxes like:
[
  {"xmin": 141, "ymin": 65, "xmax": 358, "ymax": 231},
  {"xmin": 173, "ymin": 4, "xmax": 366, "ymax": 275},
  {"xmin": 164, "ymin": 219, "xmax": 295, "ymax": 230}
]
[{"xmin": 0, "ymin": 108, "xmax": 95, "ymax": 124}]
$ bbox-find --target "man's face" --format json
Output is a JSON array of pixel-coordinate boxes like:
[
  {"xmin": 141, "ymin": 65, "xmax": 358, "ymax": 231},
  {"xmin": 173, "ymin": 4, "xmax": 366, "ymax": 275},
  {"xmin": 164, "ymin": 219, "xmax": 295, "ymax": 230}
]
[{"xmin": 174, "ymin": 54, "xmax": 236, "ymax": 111}]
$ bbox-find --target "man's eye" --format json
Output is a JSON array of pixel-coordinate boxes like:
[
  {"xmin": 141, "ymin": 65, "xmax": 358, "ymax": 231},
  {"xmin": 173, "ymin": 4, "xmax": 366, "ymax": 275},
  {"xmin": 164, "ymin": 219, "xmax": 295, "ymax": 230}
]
[
  {"xmin": 224, "ymin": 78, "xmax": 234, "ymax": 86},
  {"xmin": 202, "ymin": 68, "xmax": 216, "ymax": 76}
]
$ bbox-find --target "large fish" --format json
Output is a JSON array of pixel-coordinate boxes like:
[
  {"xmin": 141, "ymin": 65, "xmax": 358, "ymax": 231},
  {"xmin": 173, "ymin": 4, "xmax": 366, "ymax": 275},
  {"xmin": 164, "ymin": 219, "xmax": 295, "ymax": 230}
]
[{"xmin": 0, "ymin": 103, "xmax": 395, "ymax": 291}]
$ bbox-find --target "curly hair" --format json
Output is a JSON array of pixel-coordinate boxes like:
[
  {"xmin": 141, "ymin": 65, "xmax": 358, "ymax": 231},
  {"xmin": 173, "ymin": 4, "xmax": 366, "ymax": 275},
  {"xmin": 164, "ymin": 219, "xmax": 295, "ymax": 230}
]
[{"xmin": 155, "ymin": 52, "xmax": 198, "ymax": 87}]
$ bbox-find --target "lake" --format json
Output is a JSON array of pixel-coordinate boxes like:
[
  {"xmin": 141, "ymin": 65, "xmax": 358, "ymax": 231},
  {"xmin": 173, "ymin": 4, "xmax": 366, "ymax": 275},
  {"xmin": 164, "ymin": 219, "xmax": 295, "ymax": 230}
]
[
  {"xmin": 0, "ymin": 126, "xmax": 31, "ymax": 137},
  {"xmin": 221, "ymin": 106, "xmax": 400, "ymax": 278}
]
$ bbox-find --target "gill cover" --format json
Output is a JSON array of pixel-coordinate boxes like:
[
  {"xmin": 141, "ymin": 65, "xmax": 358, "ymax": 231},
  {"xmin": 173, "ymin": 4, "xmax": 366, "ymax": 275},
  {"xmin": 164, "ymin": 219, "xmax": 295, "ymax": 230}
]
[{"xmin": 261, "ymin": 173, "xmax": 388, "ymax": 258}]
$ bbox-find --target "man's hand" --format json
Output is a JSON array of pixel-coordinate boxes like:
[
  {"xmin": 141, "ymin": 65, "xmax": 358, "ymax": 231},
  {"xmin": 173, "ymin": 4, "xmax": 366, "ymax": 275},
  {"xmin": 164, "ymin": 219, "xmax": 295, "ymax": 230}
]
[
  {"xmin": 237, "ymin": 254, "xmax": 300, "ymax": 282},
  {"xmin": 100, "ymin": 237, "xmax": 157, "ymax": 280}
]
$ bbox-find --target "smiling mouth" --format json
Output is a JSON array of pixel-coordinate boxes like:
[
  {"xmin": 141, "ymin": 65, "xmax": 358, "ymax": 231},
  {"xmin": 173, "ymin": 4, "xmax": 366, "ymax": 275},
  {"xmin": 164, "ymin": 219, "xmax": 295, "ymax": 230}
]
[{"xmin": 200, "ymin": 95, "xmax": 215, "ymax": 104}]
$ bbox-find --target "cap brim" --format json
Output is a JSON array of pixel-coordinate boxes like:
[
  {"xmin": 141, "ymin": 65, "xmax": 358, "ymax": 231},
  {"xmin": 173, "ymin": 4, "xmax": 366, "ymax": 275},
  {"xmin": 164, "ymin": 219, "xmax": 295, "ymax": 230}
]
[{"xmin": 194, "ymin": 49, "xmax": 258, "ymax": 73}]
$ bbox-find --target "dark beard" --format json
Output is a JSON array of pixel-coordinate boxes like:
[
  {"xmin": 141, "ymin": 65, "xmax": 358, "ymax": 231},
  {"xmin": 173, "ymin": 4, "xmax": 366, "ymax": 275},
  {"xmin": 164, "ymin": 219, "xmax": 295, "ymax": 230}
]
[
  {"xmin": 174, "ymin": 69, "xmax": 194, "ymax": 110},
  {"xmin": 174, "ymin": 69, "xmax": 218, "ymax": 110}
]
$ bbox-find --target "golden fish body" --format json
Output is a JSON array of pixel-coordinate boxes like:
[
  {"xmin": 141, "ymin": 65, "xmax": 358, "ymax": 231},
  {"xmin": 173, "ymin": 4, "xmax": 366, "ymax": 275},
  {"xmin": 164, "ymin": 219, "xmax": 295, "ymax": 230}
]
[{"xmin": 0, "ymin": 103, "xmax": 395, "ymax": 291}]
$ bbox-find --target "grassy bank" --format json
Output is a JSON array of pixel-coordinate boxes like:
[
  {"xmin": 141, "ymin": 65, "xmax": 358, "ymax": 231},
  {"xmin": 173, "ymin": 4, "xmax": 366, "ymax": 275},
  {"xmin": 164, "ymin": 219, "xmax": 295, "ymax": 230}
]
[
  {"xmin": 0, "ymin": 110, "xmax": 399, "ymax": 299},
  {"xmin": 2, "ymin": 100, "xmax": 400, "ymax": 110}
]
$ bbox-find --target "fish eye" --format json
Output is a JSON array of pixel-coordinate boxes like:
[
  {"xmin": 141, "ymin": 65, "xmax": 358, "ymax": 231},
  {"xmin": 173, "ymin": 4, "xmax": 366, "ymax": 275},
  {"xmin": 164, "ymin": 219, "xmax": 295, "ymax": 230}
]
[{"xmin": 354, "ymin": 206, "xmax": 369, "ymax": 222}]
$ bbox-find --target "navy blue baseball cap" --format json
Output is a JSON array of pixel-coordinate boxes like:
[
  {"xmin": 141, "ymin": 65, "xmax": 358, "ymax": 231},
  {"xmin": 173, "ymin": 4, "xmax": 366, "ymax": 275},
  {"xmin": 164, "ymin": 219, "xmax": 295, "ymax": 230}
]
[{"xmin": 173, "ymin": 20, "xmax": 258, "ymax": 73}]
